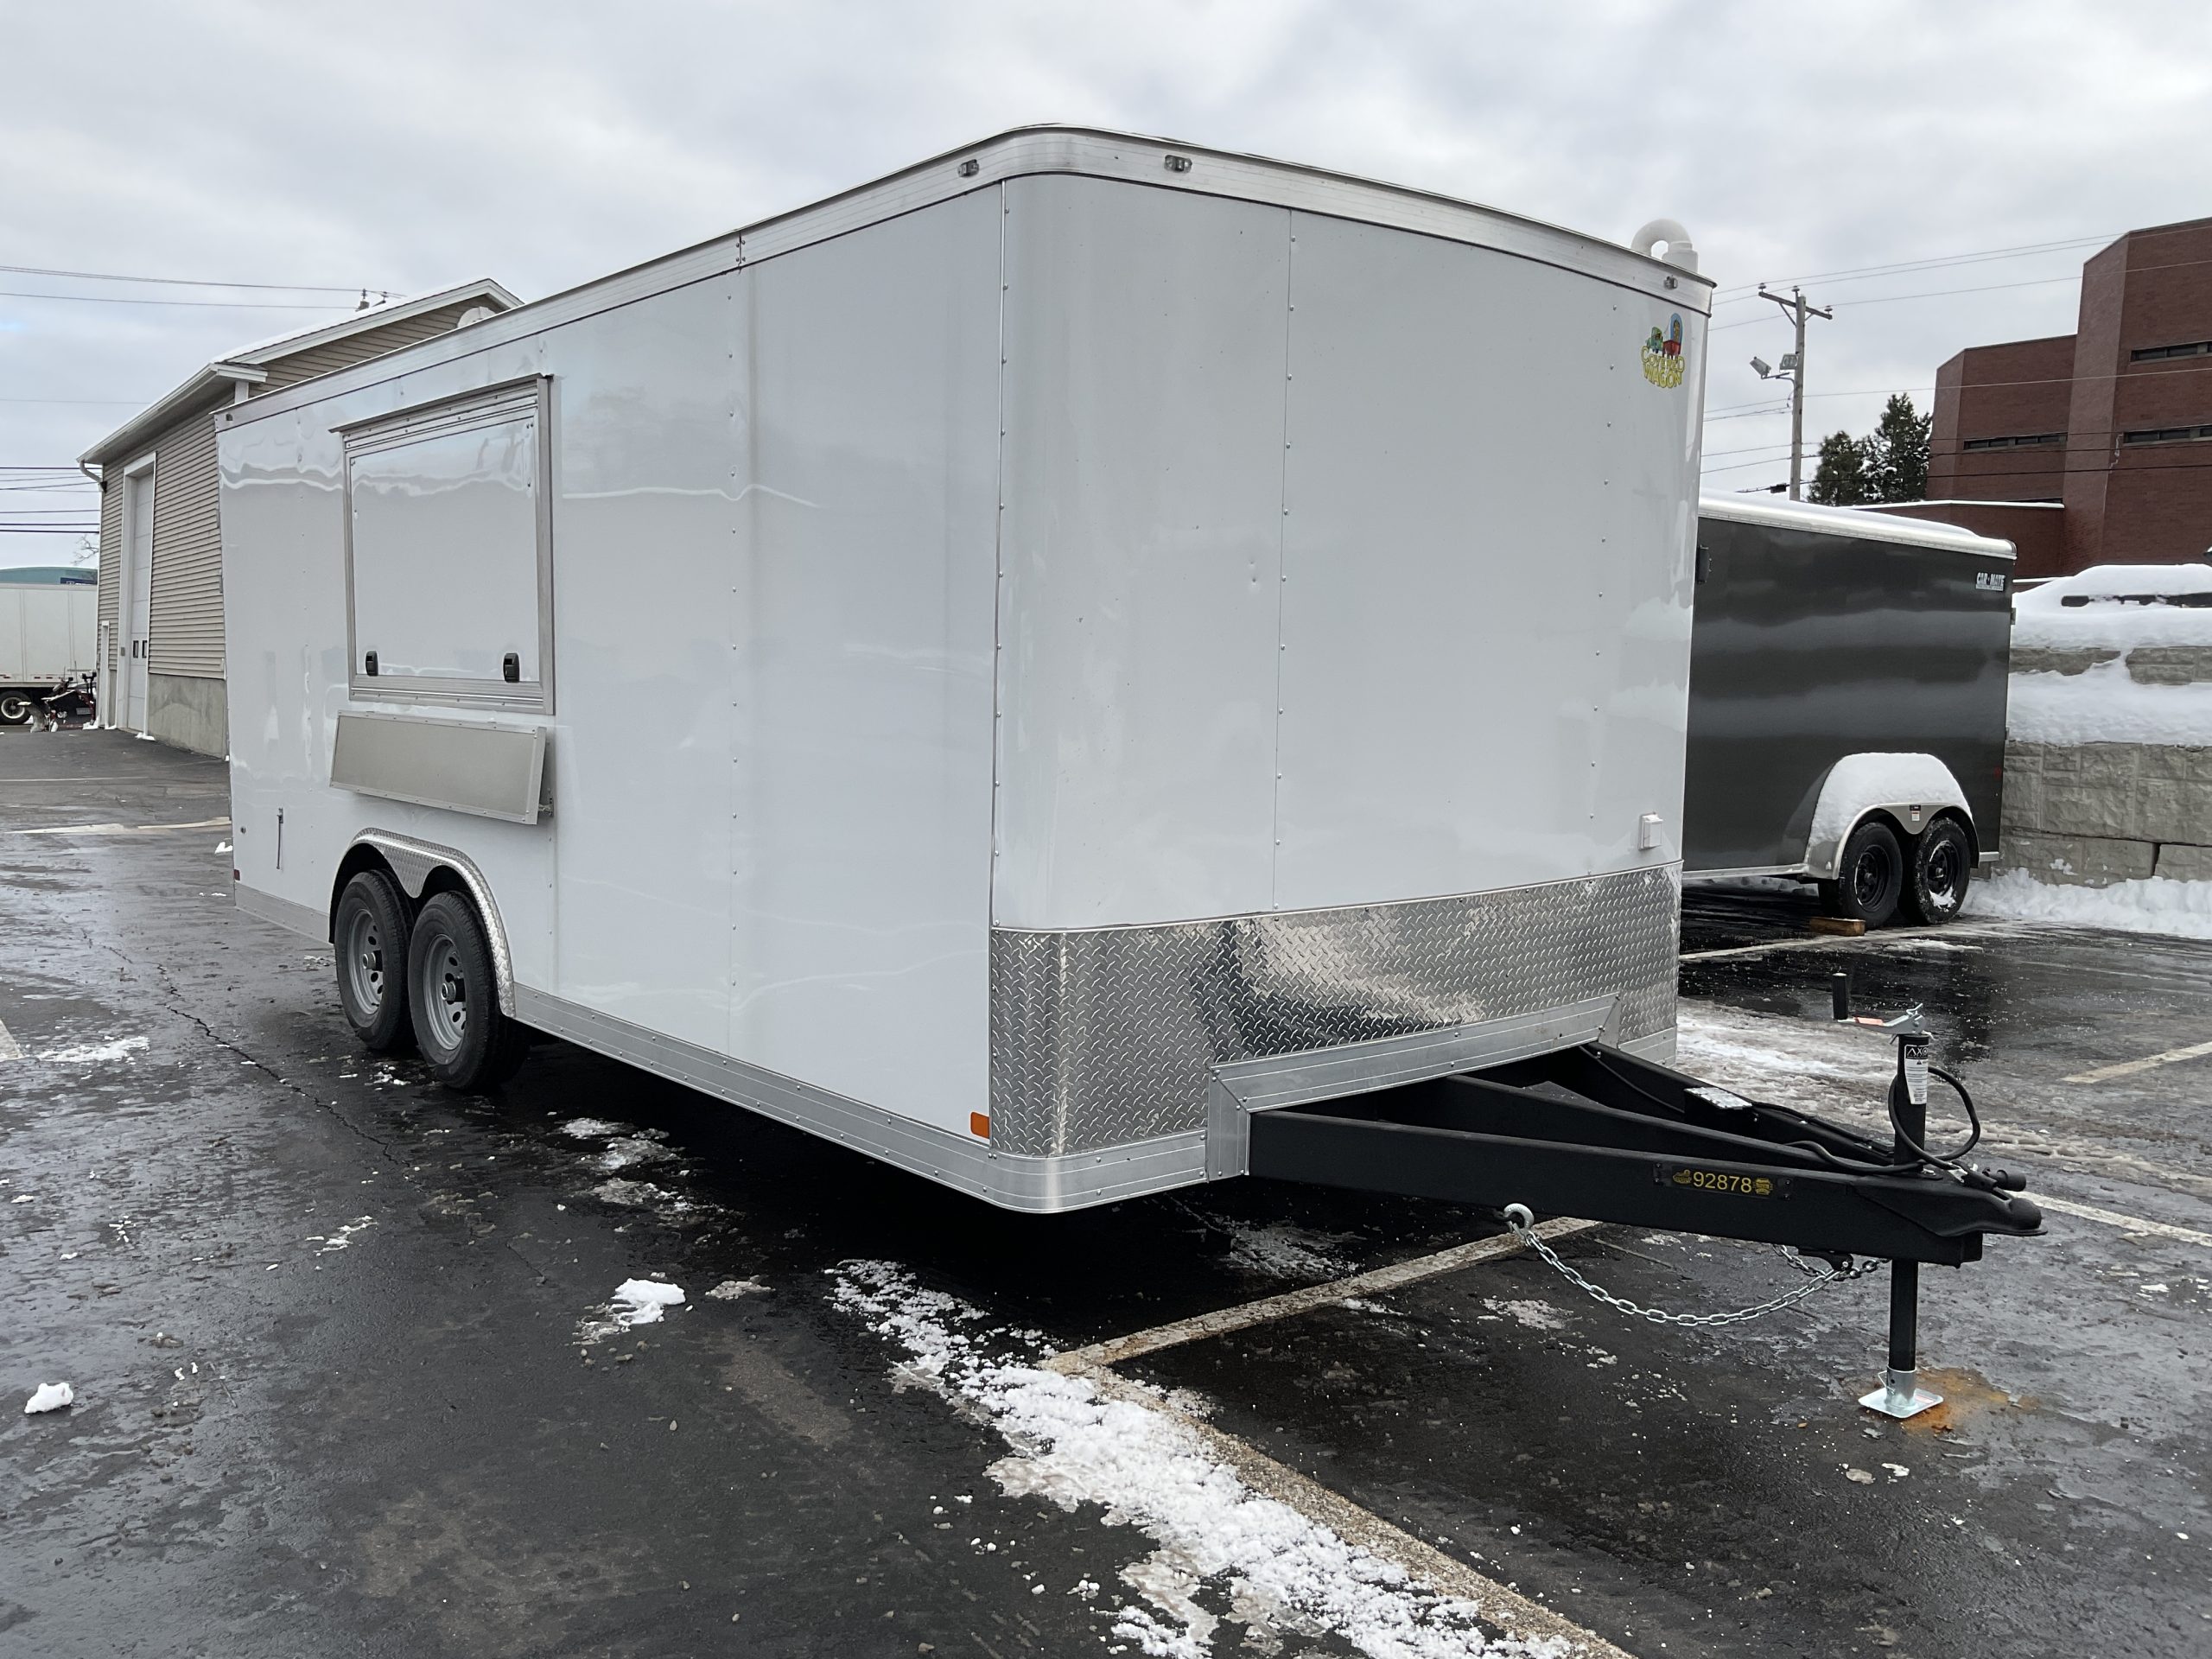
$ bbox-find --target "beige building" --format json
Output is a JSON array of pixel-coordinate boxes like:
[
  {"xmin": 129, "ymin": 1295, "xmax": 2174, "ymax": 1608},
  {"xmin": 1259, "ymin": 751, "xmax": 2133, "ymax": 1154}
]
[{"xmin": 80, "ymin": 280, "xmax": 519, "ymax": 755}]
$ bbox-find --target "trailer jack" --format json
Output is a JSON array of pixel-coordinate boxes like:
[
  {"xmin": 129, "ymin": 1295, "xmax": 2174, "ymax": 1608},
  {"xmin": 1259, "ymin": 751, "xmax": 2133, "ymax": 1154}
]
[{"xmin": 1246, "ymin": 1023, "xmax": 2040, "ymax": 1410}]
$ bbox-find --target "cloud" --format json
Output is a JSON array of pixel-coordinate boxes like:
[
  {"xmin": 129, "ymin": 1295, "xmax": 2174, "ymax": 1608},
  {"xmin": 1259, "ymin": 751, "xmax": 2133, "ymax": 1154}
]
[{"xmin": 5, "ymin": 0, "xmax": 2210, "ymax": 558}]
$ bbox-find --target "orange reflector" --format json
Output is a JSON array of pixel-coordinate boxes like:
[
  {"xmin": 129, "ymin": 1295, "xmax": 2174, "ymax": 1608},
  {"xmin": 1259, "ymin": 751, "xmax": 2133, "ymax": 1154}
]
[{"xmin": 969, "ymin": 1112, "xmax": 991, "ymax": 1139}]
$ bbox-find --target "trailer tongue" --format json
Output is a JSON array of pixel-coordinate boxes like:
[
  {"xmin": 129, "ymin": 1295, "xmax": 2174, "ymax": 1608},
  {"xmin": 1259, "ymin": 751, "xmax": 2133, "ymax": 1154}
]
[{"xmin": 1244, "ymin": 1014, "xmax": 2040, "ymax": 1417}]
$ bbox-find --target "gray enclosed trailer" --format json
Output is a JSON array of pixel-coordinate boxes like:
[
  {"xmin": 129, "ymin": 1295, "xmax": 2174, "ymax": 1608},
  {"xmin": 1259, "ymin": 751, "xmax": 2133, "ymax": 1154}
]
[{"xmin": 1684, "ymin": 496, "xmax": 2013, "ymax": 926}]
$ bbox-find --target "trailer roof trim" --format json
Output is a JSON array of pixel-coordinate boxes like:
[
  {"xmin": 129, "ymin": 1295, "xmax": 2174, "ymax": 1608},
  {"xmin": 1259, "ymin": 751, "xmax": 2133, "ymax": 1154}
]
[
  {"xmin": 219, "ymin": 125, "xmax": 1711, "ymax": 433},
  {"xmin": 1699, "ymin": 494, "xmax": 2016, "ymax": 561}
]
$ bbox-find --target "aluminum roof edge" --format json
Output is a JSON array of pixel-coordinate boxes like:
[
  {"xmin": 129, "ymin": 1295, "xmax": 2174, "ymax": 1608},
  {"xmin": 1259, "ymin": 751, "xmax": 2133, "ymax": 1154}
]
[
  {"xmin": 219, "ymin": 125, "xmax": 1710, "ymax": 435},
  {"xmin": 1699, "ymin": 494, "xmax": 2017, "ymax": 561}
]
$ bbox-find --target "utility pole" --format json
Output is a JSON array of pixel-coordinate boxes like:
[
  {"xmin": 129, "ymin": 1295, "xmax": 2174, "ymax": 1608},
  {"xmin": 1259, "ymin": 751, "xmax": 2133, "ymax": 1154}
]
[{"xmin": 1753, "ymin": 285, "xmax": 1833, "ymax": 500}]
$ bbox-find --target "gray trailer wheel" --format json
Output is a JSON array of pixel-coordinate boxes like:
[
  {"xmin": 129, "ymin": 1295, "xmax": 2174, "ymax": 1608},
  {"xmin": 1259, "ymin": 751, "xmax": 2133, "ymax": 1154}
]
[
  {"xmin": 334, "ymin": 870, "xmax": 415, "ymax": 1052},
  {"xmin": 405, "ymin": 891, "xmax": 529, "ymax": 1091},
  {"xmin": 1821, "ymin": 820, "xmax": 1904, "ymax": 928},
  {"xmin": 0, "ymin": 692, "xmax": 33, "ymax": 725}
]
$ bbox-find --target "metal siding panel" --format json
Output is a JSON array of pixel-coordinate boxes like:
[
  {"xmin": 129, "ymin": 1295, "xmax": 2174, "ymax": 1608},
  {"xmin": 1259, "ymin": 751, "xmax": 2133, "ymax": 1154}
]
[
  {"xmin": 259, "ymin": 304, "xmax": 478, "ymax": 390},
  {"xmin": 994, "ymin": 175, "xmax": 1292, "ymax": 929},
  {"xmin": 729, "ymin": 191, "xmax": 1002, "ymax": 1135},
  {"xmin": 97, "ymin": 474, "xmax": 121, "ymax": 668},
  {"xmin": 1273, "ymin": 212, "xmax": 1699, "ymax": 910},
  {"xmin": 148, "ymin": 409, "xmax": 226, "ymax": 679},
  {"xmin": 543, "ymin": 279, "xmax": 742, "ymax": 1052}
]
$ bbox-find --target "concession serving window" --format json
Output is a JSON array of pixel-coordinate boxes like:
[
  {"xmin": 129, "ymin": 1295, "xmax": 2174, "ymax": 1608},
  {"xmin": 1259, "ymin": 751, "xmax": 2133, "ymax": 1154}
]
[{"xmin": 341, "ymin": 377, "xmax": 554, "ymax": 710}]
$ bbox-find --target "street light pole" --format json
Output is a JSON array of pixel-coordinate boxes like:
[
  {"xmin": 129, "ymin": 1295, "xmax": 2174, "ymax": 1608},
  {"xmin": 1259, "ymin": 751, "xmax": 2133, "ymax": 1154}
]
[{"xmin": 1758, "ymin": 284, "xmax": 1833, "ymax": 500}]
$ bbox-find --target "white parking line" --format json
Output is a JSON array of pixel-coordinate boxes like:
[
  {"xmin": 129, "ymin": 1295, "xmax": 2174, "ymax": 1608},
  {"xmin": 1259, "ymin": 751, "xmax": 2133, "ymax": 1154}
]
[
  {"xmin": 2038, "ymin": 1194, "xmax": 2212, "ymax": 1249},
  {"xmin": 8, "ymin": 817, "xmax": 228, "ymax": 838},
  {"xmin": 2063, "ymin": 1039, "xmax": 2212, "ymax": 1085},
  {"xmin": 1050, "ymin": 1217, "xmax": 1602, "ymax": 1371},
  {"xmin": 1063, "ymin": 1357, "xmax": 1637, "ymax": 1659},
  {"xmin": 0, "ymin": 1016, "xmax": 22, "ymax": 1062}
]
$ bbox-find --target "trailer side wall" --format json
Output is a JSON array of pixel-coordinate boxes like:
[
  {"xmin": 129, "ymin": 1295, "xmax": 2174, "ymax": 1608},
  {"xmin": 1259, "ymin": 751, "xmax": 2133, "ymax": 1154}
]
[
  {"xmin": 223, "ymin": 191, "xmax": 1004, "ymax": 1140},
  {"xmin": 1683, "ymin": 517, "xmax": 2012, "ymax": 873}
]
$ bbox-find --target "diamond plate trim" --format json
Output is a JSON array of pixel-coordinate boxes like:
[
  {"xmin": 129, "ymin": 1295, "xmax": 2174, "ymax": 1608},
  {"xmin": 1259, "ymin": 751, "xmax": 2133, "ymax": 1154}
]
[{"xmin": 989, "ymin": 864, "xmax": 1680, "ymax": 1157}]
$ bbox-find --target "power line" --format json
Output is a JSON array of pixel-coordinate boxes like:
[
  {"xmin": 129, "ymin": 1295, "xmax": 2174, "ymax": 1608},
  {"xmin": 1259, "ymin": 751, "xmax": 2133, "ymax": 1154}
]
[
  {"xmin": 0, "ymin": 262, "xmax": 381, "ymax": 295},
  {"xmin": 0, "ymin": 396, "xmax": 158, "ymax": 405},
  {"xmin": 1710, "ymin": 232, "xmax": 2121, "ymax": 299},
  {"xmin": 1710, "ymin": 274, "xmax": 2082, "ymax": 330},
  {"xmin": 0, "ymin": 289, "xmax": 351, "ymax": 311}
]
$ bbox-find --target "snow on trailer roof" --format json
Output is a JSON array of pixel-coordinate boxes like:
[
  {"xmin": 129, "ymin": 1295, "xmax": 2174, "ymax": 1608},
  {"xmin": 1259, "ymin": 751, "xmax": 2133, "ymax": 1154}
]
[
  {"xmin": 1698, "ymin": 494, "xmax": 2015, "ymax": 561},
  {"xmin": 220, "ymin": 126, "xmax": 1711, "ymax": 434}
]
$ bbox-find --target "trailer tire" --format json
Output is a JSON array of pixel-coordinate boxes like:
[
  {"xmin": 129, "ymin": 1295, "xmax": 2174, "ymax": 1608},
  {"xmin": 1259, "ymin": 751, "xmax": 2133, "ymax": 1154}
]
[
  {"xmin": 1820, "ymin": 819, "xmax": 1904, "ymax": 927},
  {"xmin": 406, "ymin": 891, "xmax": 529, "ymax": 1091},
  {"xmin": 0, "ymin": 692, "xmax": 32, "ymax": 725},
  {"xmin": 334, "ymin": 870, "xmax": 415, "ymax": 1053},
  {"xmin": 1902, "ymin": 817, "xmax": 1974, "ymax": 926}
]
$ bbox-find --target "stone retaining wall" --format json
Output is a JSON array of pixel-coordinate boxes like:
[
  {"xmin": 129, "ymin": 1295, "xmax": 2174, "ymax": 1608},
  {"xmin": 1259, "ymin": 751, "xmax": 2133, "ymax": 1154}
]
[{"xmin": 2001, "ymin": 741, "xmax": 2212, "ymax": 884}]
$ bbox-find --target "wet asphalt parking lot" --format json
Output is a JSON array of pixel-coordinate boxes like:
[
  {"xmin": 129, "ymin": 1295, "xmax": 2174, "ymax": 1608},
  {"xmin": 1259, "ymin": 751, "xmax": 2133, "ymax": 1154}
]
[{"xmin": 3, "ymin": 731, "xmax": 2208, "ymax": 1659}]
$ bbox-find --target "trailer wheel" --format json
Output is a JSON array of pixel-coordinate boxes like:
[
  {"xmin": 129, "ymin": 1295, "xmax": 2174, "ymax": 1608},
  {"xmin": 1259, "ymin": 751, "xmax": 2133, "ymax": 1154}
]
[
  {"xmin": 0, "ymin": 692, "xmax": 32, "ymax": 725},
  {"xmin": 406, "ymin": 891, "xmax": 529, "ymax": 1091},
  {"xmin": 1821, "ymin": 819, "xmax": 1904, "ymax": 927},
  {"xmin": 334, "ymin": 870, "xmax": 415, "ymax": 1052},
  {"xmin": 1902, "ymin": 817, "xmax": 1974, "ymax": 926}
]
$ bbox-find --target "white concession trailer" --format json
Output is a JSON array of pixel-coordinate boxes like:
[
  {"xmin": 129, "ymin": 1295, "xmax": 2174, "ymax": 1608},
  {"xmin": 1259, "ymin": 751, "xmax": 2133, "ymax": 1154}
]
[{"xmin": 217, "ymin": 130, "xmax": 2037, "ymax": 1324}]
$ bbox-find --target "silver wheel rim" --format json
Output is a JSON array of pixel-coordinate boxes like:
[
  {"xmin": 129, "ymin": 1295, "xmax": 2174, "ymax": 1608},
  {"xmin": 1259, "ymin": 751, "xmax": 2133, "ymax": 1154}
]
[
  {"xmin": 343, "ymin": 907, "xmax": 385, "ymax": 1014},
  {"xmin": 421, "ymin": 932, "xmax": 470, "ymax": 1053}
]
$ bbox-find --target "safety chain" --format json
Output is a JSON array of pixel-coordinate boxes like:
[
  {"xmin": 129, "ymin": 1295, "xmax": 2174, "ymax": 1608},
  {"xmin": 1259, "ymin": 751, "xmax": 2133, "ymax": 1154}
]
[{"xmin": 1503, "ymin": 1208, "xmax": 1878, "ymax": 1329}]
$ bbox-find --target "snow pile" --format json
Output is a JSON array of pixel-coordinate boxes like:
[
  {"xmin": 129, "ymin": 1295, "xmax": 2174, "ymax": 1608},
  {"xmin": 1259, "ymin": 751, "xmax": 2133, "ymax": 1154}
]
[
  {"xmin": 2011, "ymin": 563, "xmax": 2212, "ymax": 746},
  {"xmin": 1966, "ymin": 869, "xmax": 2212, "ymax": 941},
  {"xmin": 831, "ymin": 1260, "xmax": 1558, "ymax": 1659},
  {"xmin": 23, "ymin": 1382, "xmax": 73, "ymax": 1414},
  {"xmin": 704, "ymin": 1278, "xmax": 767, "ymax": 1300},
  {"xmin": 578, "ymin": 1278, "xmax": 686, "ymax": 1345},
  {"xmin": 2007, "ymin": 660, "xmax": 2212, "ymax": 746},
  {"xmin": 2014, "ymin": 563, "xmax": 2212, "ymax": 650}
]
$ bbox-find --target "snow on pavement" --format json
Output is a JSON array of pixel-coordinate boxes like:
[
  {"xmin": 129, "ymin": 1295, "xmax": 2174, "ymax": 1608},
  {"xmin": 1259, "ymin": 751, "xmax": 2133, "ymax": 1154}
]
[
  {"xmin": 39, "ymin": 1035, "xmax": 149, "ymax": 1064},
  {"xmin": 577, "ymin": 1278, "xmax": 687, "ymax": 1345},
  {"xmin": 1966, "ymin": 869, "xmax": 2212, "ymax": 942},
  {"xmin": 830, "ymin": 1259, "xmax": 1567, "ymax": 1659}
]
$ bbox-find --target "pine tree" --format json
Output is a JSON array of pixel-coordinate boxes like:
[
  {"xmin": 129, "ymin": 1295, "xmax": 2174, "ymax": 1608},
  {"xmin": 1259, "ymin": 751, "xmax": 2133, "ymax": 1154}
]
[
  {"xmin": 1864, "ymin": 393, "xmax": 1932, "ymax": 503},
  {"xmin": 1808, "ymin": 430, "xmax": 1870, "ymax": 505}
]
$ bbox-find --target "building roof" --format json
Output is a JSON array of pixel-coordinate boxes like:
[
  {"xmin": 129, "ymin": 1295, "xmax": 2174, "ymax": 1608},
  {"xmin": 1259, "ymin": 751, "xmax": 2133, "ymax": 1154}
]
[{"xmin": 79, "ymin": 277, "xmax": 519, "ymax": 466}]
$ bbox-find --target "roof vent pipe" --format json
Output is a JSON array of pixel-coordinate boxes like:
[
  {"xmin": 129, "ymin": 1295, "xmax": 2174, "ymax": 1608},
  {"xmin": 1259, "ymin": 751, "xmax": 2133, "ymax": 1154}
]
[{"xmin": 1630, "ymin": 219, "xmax": 1699, "ymax": 274}]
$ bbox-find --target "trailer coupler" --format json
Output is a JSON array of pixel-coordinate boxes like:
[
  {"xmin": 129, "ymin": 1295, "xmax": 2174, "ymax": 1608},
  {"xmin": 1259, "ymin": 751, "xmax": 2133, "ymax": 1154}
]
[{"xmin": 1248, "ymin": 1033, "xmax": 2040, "ymax": 1413}]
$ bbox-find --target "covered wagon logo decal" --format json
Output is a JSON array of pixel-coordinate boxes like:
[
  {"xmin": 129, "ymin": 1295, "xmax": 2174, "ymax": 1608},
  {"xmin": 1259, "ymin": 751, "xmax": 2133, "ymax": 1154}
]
[{"xmin": 1641, "ymin": 313, "xmax": 1686, "ymax": 389}]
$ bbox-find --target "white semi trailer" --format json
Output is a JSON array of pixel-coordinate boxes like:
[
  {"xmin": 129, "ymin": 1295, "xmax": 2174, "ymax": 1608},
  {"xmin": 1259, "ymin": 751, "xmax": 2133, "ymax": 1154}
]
[
  {"xmin": 214, "ymin": 131, "xmax": 2037, "ymax": 1344},
  {"xmin": 0, "ymin": 576, "xmax": 98, "ymax": 724}
]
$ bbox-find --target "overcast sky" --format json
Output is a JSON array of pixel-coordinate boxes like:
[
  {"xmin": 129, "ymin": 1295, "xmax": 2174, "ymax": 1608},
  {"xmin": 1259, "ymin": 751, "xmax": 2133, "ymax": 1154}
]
[{"xmin": 6, "ymin": 0, "xmax": 2209, "ymax": 566}]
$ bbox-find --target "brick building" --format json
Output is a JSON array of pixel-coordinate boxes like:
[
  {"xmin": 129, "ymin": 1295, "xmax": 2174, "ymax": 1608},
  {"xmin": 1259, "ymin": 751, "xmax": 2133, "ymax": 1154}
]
[{"xmin": 1875, "ymin": 217, "xmax": 2212, "ymax": 578}]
